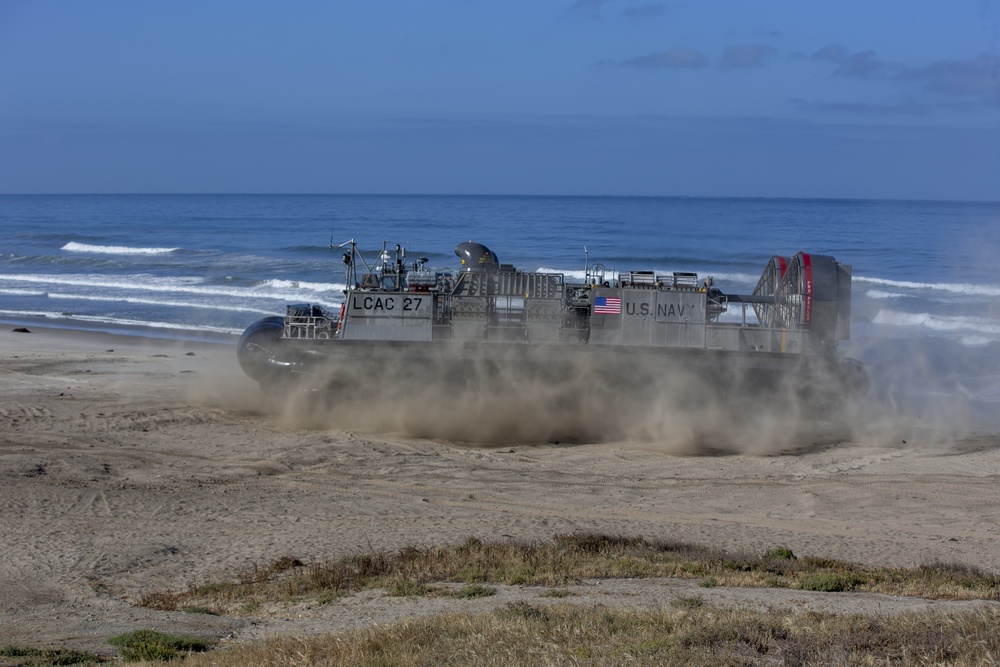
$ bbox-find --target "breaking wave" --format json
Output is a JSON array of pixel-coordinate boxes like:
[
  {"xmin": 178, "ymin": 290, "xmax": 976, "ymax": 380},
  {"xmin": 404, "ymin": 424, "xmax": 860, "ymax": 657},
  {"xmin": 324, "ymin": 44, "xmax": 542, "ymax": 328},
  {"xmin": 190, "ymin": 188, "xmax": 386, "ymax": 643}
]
[
  {"xmin": 0, "ymin": 273, "xmax": 344, "ymax": 301},
  {"xmin": 866, "ymin": 289, "xmax": 913, "ymax": 300},
  {"xmin": 41, "ymin": 292, "xmax": 279, "ymax": 315},
  {"xmin": 0, "ymin": 309, "xmax": 242, "ymax": 335},
  {"xmin": 856, "ymin": 276, "xmax": 1000, "ymax": 298},
  {"xmin": 62, "ymin": 241, "xmax": 181, "ymax": 255},
  {"xmin": 257, "ymin": 278, "xmax": 344, "ymax": 294},
  {"xmin": 872, "ymin": 309, "xmax": 1000, "ymax": 339}
]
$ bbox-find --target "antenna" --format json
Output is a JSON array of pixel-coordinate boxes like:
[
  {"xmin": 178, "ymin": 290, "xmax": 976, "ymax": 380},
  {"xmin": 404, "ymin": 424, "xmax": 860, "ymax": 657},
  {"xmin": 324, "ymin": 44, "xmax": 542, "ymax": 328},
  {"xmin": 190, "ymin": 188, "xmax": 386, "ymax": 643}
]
[{"xmin": 336, "ymin": 237, "xmax": 357, "ymax": 288}]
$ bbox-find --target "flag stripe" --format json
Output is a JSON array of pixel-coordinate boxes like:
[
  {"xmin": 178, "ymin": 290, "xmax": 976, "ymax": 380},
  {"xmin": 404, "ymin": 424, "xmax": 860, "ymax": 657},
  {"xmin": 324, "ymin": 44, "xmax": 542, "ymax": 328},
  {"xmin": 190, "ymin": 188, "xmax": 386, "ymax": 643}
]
[{"xmin": 594, "ymin": 296, "xmax": 621, "ymax": 314}]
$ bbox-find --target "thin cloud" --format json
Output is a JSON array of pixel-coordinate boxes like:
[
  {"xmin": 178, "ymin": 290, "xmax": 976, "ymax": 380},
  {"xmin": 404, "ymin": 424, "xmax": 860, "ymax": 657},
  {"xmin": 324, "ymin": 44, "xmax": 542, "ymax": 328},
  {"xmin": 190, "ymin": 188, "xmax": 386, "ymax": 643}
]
[
  {"xmin": 808, "ymin": 44, "xmax": 888, "ymax": 78},
  {"xmin": 721, "ymin": 44, "xmax": 778, "ymax": 69},
  {"xmin": 811, "ymin": 43, "xmax": 849, "ymax": 63},
  {"xmin": 897, "ymin": 55, "xmax": 1000, "ymax": 96},
  {"xmin": 834, "ymin": 51, "xmax": 886, "ymax": 79},
  {"xmin": 620, "ymin": 47, "xmax": 710, "ymax": 69},
  {"xmin": 790, "ymin": 98, "xmax": 929, "ymax": 116},
  {"xmin": 810, "ymin": 46, "xmax": 1000, "ymax": 100}
]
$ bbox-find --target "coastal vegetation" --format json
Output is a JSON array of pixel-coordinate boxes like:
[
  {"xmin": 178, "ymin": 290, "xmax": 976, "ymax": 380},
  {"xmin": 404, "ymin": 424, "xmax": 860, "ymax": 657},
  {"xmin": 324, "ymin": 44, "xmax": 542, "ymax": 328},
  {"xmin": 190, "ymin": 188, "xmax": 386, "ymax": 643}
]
[
  {"xmin": 138, "ymin": 533, "xmax": 1000, "ymax": 613},
  {"xmin": 138, "ymin": 604, "xmax": 1000, "ymax": 666},
  {"xmin": 7, "ymin": 534, "xmax": 1000, "ymax": 665}
]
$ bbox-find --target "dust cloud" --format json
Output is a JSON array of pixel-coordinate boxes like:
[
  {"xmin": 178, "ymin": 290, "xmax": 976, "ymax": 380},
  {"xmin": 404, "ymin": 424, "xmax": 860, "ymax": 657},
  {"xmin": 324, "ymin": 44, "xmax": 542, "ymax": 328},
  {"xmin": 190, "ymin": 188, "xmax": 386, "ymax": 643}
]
[
  {"xmin": 843, "ymin": 334, "xmax": 991, "ymax": 451},
  {"xmin": 203, "ymin": 343, "xmax": 891, "ymax": 455},
  {"xmin": 195, "ymin": 309, "xmax": 998, "ymax": 454}
]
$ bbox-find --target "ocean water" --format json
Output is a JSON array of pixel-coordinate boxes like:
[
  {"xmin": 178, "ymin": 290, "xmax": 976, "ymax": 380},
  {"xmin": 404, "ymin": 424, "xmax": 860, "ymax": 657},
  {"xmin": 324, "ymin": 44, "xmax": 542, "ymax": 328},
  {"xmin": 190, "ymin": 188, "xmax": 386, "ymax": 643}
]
[{"xmin": 3, "ymin": 194, "xmax": 1000, "ymax": 427}]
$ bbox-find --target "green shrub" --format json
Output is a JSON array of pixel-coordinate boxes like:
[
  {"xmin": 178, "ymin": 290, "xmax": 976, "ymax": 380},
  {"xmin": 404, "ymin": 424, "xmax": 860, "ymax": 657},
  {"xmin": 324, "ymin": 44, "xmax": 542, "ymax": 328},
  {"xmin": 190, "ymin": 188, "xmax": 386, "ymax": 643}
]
[
  {"xmin": 108, "ymin": 629, "xmax": 211, "ymax": 662},
  {"xmin": 764, "ymin": 547, "xmax": 796, "ymax": 560},
  {"xmin": 456, "ymin": 584, "xmax": 496, "ymax": 598},
  {"xmin": 799, "ymin": 573, "xmax": 847, "ymax": 592}
]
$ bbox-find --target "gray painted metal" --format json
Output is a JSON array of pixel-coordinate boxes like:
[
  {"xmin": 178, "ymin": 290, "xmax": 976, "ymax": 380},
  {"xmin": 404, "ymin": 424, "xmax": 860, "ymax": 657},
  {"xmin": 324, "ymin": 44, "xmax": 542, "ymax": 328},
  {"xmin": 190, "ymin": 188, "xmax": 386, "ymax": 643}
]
[{"xmin": 237, "ymin": 241, "xmax": 866, "ymax": 399}]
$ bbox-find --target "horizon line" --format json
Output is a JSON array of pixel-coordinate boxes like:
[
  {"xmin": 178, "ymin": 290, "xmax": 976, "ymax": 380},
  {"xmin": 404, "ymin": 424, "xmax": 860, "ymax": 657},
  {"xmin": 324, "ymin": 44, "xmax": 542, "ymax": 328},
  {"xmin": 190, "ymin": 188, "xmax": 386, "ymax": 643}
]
[{"xmin": 2, "ymin": 192, "xmax": 998, "ymax": 205}]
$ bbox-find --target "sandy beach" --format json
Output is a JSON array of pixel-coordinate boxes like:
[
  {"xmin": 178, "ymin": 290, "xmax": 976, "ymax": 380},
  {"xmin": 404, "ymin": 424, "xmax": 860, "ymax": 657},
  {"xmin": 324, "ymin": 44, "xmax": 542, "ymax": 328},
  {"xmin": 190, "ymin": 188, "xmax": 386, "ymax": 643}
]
[{"xmin": 2, "ymin": 324, "xmax": 999, "ymax": 656}]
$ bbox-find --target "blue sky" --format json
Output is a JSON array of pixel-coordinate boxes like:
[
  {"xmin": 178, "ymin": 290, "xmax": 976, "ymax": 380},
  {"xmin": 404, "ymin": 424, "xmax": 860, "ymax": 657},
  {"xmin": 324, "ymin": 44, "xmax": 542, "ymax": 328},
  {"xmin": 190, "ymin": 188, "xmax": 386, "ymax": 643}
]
[{"xmin": 1, "ymin": 0, "xmax": 998, "ymax": 199}]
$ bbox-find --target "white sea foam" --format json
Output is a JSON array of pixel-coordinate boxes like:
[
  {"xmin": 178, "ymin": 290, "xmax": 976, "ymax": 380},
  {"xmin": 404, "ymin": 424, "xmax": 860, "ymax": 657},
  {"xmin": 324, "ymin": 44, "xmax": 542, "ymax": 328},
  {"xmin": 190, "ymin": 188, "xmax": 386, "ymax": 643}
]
[
  {"xmin": 865, "ymin": 289, "xmax": 912, "ymax": 300},
  {"xmin": 0, "ymin": 309, "xmax": 58, "ymax": 319},
  {"xmin": 0, "ymin": 288, "xmax": 49, "ymax": 297},
  {"xmin": 872, "ymin": 309, "xmax": 1000, "ymax": 337},
  {"xmin": 257, "ymin": 278, "xmax": 344, "ymax": 294},
  {"xmin": 64, "ymin": 315, "xmax": 243, "ymax": 335},
  {"xmin": 537, "ymin": 267, "xmax": 588, "ymax": 281},
  {"xmin": 961, "ymin": 335, "xmax": 994, "ymax": 347},
  {"xmin": 0, "ymin": 273, "xmax": 345, "ymax": 302},
  {"xmin": 857, "ymin": 275, "xmax": 1000, "ymax": 298},
  {"xmin": 44, "ymin": 292, "xmax": 282, "ymax": 315},
  {"xmin": 62, "ymin": 241, "xmax": 181, "ymax": 255},
  {"xmin": 0, "ymin": 309, "xmax": 242, "ymax": 335}
]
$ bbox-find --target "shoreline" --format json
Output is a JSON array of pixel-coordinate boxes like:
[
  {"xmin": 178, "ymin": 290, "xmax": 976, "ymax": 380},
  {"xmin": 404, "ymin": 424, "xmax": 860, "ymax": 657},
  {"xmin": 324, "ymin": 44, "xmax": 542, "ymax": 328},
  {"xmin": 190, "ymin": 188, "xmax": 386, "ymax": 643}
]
[{"xmin": 0, "ymin": 314, "xmax": 242, "ymax": 345}]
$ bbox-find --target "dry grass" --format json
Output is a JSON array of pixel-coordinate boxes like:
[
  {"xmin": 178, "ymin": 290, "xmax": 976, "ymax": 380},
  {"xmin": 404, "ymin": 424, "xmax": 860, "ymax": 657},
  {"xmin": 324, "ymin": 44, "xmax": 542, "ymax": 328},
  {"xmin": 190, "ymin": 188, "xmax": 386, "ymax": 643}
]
[
  {"xmin": 133, "ymin": 603, "xmax": 1000, "ymax": 667},
  {"xmin": 139, "ymin": 533, "xmax": 1000, "ymax": 613}
]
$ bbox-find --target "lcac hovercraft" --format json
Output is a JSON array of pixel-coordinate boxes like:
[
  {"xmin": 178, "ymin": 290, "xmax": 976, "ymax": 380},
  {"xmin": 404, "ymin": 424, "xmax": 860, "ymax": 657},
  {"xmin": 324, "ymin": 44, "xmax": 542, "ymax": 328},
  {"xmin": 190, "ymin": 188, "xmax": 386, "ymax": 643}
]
[{"xmin": 237, "ymin": 240, "xmax": 868, "ymax": 412}]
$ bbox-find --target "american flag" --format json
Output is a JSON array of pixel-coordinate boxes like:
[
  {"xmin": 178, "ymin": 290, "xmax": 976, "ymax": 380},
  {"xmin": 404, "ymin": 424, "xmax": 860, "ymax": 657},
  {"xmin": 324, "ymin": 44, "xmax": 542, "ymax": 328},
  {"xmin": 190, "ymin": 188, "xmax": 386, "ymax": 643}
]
[{"xmin": 594, "ymin": 296, "xmax": 621, "ymax": 315}]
